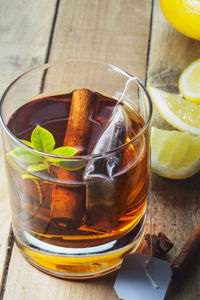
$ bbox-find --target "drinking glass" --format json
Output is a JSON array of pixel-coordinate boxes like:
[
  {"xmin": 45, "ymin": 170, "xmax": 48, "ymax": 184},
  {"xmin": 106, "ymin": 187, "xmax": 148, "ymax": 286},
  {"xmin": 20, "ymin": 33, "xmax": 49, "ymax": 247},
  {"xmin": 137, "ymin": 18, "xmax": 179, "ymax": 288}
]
[{"xmin": 0, "ymin": 60, "xmax": 152, "ymax": 279}]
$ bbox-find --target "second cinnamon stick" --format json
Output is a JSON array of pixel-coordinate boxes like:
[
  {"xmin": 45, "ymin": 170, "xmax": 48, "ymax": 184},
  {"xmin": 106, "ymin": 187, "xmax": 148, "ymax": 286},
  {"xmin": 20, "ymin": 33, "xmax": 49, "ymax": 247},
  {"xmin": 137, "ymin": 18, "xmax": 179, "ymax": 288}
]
[{"xmin": 171, "ymin": 223, "xmax": 200, "ymax": 277}]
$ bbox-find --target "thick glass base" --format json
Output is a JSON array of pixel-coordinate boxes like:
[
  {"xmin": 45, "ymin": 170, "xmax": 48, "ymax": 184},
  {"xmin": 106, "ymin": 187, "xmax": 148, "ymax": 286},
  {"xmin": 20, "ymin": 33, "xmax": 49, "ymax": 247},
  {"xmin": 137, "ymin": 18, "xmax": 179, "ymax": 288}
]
[{"xmin": 14, "ymin": 218, "xmax": 145, "ymax": 279}]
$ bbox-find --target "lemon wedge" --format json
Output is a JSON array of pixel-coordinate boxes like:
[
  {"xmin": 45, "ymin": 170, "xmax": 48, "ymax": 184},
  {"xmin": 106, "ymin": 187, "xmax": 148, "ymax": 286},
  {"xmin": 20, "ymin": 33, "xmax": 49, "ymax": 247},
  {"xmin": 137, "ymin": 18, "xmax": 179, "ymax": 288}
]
[
  {"xmin": 148, "ymin": 86, "xmax": 200, "ymax": 135},
  {"xmin": 179, "ymin": 58, "xmax": 200, "ymax": 103},
  {"xmin": 151, "ymin": 126, "xmax": 200, "ymax": 179}
]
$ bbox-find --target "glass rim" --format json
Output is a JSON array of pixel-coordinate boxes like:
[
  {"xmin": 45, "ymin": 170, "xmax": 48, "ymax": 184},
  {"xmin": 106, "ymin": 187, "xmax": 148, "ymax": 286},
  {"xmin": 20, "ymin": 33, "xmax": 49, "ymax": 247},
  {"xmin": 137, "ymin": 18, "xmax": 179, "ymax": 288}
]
[{"xmin": 0, "ymin": 59, "xmax": 153, "ymax": 160}]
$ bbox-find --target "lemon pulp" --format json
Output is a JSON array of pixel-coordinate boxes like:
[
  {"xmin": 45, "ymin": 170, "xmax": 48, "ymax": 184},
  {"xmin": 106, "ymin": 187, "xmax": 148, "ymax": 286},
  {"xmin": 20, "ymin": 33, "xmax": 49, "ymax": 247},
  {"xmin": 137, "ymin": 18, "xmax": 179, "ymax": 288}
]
[
  {"xmin": 179, "ymin": 58, "xmax": 200, "ymax": 103},
  {"xmin": 148, "ymin": 86, "xmax": 200, "ymax": 135},
  {"xmin": 151, "ymin": 126, "xmax": 200, "ymax": 179}
]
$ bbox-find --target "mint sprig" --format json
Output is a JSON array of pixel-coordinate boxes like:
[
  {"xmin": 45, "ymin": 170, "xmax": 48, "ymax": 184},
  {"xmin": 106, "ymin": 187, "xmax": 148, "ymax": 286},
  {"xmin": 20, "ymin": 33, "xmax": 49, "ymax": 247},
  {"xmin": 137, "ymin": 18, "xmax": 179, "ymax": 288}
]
[{"xmin": 8, "ymin": 126, "xmax": 82, "ymax": 172}]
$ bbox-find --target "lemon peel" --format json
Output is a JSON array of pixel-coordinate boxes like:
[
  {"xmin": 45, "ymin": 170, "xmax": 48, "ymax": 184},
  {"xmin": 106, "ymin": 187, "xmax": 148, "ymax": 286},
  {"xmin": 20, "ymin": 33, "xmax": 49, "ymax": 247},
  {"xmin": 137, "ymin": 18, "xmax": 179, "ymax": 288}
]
[{"xmin": 159, "ymin": 0, "xmax": 200, "ymax": 40}]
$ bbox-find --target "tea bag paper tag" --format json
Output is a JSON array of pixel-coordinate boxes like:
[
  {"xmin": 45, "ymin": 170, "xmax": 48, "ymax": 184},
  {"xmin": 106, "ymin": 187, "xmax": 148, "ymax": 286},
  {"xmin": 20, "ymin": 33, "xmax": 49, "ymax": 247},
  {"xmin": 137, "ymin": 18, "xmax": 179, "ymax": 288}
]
[{"xmin": 114, "ymin": 253, "xmax": 172, "ymax": 300}]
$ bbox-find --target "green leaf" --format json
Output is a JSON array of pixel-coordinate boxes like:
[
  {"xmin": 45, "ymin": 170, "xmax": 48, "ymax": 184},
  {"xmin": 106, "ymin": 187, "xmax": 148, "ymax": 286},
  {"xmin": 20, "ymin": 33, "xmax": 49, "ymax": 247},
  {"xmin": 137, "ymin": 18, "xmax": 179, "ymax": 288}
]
[
  {"xmin": 31, "ymin": 126, "xmax": 55, "ymax": 153},
  {"xmin": 21, "ymin": 174, "xmax": 37, "ymax": 179},
  {"xmin": 55, "ymin": 161, "xmax": 86, "ymax": 171},
  {"xmin": 20, "ymin": 139, "xmax": 33, "ymax": 147},
  {"xmin": 9, "ymin": 147, "xmax": 43, "ymax": 164},
  {"xmin": 6, "ymin": 153, "xmax": 26, "ymax": 174},
  {"xmin": 47, "ymin": 146, "xmax": 79, "ymax": 162},
  {"xmin": 52, "ymin": 146, "xmax": 79, "ymax": 156},
  {"xmin": 49, "ymin": 146, "xmax": 84, "ymax": 170},
  {"xmin": 27, "ymin": 163, "xmax": 49, "ymax": 172}
]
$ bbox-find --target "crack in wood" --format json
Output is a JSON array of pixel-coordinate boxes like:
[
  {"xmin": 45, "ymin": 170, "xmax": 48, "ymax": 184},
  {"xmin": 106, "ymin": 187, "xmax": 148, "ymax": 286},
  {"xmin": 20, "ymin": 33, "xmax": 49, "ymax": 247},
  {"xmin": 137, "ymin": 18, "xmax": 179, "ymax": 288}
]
[
  {"xmin": 39, "ymin": 0, "xmax": 61, "ymax": 94},
  {"xmin": 0, "ymin": 227, "xmax": 13, "ymax": 300},
  {"xmin": 44, "ymin": 0, "xmax": 61, "ymax": 64},
  {"xmin": 145, "ymin": 0, "xmax": 154, "ymax": 87}
]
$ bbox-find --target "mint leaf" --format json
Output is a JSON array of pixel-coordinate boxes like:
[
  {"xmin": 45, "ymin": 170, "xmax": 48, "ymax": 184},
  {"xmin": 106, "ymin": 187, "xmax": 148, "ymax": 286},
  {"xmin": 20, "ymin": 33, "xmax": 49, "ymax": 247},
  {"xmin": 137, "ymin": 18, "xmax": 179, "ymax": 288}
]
[
  {"xmin": 20, "ymin": 139, "xmax": 33, "ymax": 147},
  {"xmin": 21, "ymin": 174, "xmax": 37, "ymax": 179},
  {"xmin": 31, "ymin": 126, "xmax": 55, "ymax": 153},
  {"xmin": 6, "ymin": 153, "xmax": 27, "ymax": 174},
  {"xmin": 48, "ymin": 146, "xmax": 79, "ymax": 162},
  {"xmin": 10, "ymin": 147, "xmax": 42, "ymax": 164},
  {"xmin": 52, "ymin": 146, "xmax": 79, "ymax": 156},
  {"xmin": 27, "ymin": 163, "xmax": 49, "ymax": 172},
  {"xmin": 56, "ymin": 161, "xmax": 86, "ymax": 171},
  {"xmin": 49, "ymin": 146, "xmax": 83, "ymax": 170}
]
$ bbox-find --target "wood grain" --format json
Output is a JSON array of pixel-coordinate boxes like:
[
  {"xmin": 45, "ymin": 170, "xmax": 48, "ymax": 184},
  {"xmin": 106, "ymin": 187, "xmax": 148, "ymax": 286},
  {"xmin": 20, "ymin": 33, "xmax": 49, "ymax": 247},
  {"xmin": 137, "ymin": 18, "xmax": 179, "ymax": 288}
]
[
  {"xmin": 4, "ymin": 245, "xmax": 118, "ymax": 300},
  {"xmin": 48, "ymin": 0, "xmax": 152, "ymax": 81},
  {"xmin": 0, "ymin": 0, "xmax": 58, "ymax": 294},
  {"xmin": 147, "ymin": 0, "xmax": 200, "ymax": 128},
  {"xmin": 2, "ymin": 1, "xmax": 153, "ymax": 299},
  {"xmin": 4, "ymin": 0, "xmax": 200, "ymax": 299},
  {"xmin": 147, "ymin": 1, "xmax": 200, "ymax": 299}
]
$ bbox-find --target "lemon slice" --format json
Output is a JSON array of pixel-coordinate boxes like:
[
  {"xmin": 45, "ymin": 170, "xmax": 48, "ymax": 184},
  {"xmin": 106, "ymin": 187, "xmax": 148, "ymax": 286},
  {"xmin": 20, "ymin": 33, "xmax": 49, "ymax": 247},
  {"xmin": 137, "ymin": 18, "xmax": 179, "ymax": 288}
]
[
  {"xmin": 179, "ymin": 59, "xmax": 200, "ymax": 103},
  {"xmin": 148, "ymin": 86, "xmax": 200, "ymax": 135},
  {"xmin": 151, "ymin": 126, "xmax": 200, "ymax": 179}
]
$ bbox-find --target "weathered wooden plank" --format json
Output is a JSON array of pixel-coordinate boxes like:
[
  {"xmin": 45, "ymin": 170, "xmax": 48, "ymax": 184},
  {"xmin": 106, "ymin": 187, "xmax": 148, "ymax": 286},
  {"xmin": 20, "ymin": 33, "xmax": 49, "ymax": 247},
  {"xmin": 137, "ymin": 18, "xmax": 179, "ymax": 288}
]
[
  {"xmin": 148, "ymin": 0, "xmax": 200, "ymax": 128},
  {"xmin": 3, "ymin": 0, "xmax": 153, "ymax": 299},
  {"xmin": 48, "ymin": 0, "xmax": 152, "ymax": 81},
  {"xmin": 0, "ymin": 0, "xmax": 58, "ymax": 294},
  {"xmin": 147, "ymin": 1, "xmax": 200, "ymax": 299},
  {"xmin": 4, "ymin": 245, "xmax": 118, "ymax": 300}
]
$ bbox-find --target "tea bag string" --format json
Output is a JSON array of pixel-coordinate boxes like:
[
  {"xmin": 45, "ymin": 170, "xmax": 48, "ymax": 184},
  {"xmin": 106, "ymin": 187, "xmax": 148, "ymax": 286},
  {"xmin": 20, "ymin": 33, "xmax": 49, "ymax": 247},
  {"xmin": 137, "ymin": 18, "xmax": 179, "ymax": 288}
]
[
  {"xmin": 119, "ymin": 79, "xmax": 159, "ymax": 289},
  {"xmin": 117, "ymin": 77, "xmax": 136, "ymax": 105},
  {"xmin": 144, "ymin": 173, "xmax": 160, "ymax": 289}
]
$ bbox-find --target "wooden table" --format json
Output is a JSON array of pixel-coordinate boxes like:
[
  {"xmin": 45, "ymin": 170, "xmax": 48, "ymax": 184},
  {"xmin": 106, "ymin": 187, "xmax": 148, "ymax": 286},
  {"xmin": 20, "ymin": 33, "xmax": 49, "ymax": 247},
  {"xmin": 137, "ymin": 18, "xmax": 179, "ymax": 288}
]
[{"xmin": 0, "ymin": 1, "xmax": 200, "ymax": 299}]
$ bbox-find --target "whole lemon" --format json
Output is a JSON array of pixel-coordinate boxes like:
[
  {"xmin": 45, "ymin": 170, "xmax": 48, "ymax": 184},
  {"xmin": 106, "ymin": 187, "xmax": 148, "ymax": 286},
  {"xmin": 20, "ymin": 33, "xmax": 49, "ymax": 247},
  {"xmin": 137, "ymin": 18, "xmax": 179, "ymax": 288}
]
[{"xmin": 159, "ymin": 0, "xmax": 200, "ymax": 40}]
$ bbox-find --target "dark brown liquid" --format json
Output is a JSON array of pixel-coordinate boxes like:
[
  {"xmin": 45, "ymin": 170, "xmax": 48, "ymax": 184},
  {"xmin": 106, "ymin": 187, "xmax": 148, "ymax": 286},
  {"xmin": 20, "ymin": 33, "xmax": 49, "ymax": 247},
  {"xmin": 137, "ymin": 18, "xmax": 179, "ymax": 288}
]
[{"xmin": 6, "ymin": 91, "xmax": 148, "ymax": 248}]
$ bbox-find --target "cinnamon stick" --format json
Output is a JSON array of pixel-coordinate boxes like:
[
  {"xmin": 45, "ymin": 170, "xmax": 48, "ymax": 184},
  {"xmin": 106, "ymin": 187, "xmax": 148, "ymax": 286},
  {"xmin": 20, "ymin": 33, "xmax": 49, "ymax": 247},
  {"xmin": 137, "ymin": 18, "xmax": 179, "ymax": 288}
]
[
  {"xmin": 51, "ymin": 89, "xmax": 98, "ymax": 228},
  {"xmin": 171, "ymin": 223, "xmax": 200, "ymax": 277},
  {"xmin": 139, "ymin": 232, "xmax": 173, "ymax": 257}
]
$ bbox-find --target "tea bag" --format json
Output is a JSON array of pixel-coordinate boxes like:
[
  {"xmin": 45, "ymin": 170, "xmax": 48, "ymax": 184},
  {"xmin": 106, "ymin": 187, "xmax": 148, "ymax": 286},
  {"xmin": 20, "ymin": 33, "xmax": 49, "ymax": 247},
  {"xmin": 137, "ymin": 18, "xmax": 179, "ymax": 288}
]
[
  {"xmin": 114, "ymin": 253, "xmax": 172, "ymax": 300},
  {"xmin": 84, "ymin": 103, "xmax": 131, "ymax": 232}
]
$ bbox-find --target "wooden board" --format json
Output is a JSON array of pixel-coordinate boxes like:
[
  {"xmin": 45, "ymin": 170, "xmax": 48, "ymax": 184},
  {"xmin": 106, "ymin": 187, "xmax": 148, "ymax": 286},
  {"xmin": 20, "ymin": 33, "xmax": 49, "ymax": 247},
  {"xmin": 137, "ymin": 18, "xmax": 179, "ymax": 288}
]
[
  {"xmin": 48, "ymin": 0, "xmax": 152, "ymax": 81},
  {"xmin": 147, "ymin": 1, "xmax": 200, "ymax": 299},
  {"xmin": 4, "ymin": 245, "xmax": 118, "ymax": 300},
  {"xmin": 2, "ymin": 0, "xmax": 200, "ymax": 299},
  {"xmin": 2, "ymin": 0, "xmax": 153, "ymax": 299},
  {"xmin": 0, "ymin": 0, "xmax": 58, "ymax": 293}
]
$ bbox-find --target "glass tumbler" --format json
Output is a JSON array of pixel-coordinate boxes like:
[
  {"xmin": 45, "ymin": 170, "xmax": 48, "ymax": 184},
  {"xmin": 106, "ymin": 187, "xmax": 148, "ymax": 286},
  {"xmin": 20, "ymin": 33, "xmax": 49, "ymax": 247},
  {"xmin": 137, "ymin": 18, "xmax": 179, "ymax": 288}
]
[{"xmin": 0, "ymin": 60, "xmax": 152, "ymax": 279}]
